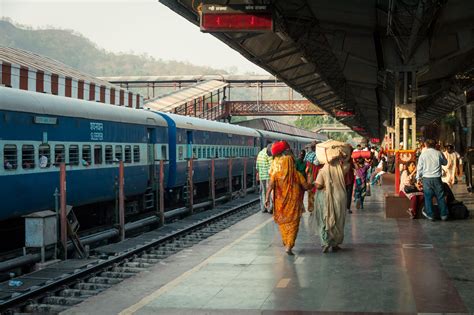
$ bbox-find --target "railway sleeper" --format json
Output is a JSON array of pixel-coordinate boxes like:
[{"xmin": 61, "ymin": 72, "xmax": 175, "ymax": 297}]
[
  {"xmin": 141, "ymin": 253, "xmax": 167, "ymax": 260},
  {"xmin": 58, "ymin": 288, "xmax": 99, "ymax": 297},
  {"xmin": 41, "ymin": 295, "xmax": 85, "ymax": 306},
  {"xmin": 86, "ymin": 276, "xmax": 122, "ymax": 285},
  {"xmin": 24, "ymin": 303, "xmax": 69, "ymax": 313},
  {"xmin": 100, "ymin": 271, "xmax": 135, "ymax": 279},
  {"xmin": 148, "ymin": 249, "xmax": 171, "ymax": 256},
  {"xmin": 123, "ymin": 262, "xmax": 152, "ymax": 268},
  {"xmin": 112, "ymin": 266, "xmax": 146, "ymax": 273},
  {"xmin": 132, "ymin": 257, "xmax": 161, "ymax": 264},
  {"xmin": 73, "ymin": 282, "xmax": 111, "ymax": 291}
]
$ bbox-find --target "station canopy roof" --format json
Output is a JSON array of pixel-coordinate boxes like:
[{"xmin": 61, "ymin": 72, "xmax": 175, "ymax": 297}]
[
  {"xmin": 144, "ymin": 80, "xmax": 228, "ymax": 112},
  {"xmin": 159, "ymin": 0, "xmax": 474, "ymax": 138}
]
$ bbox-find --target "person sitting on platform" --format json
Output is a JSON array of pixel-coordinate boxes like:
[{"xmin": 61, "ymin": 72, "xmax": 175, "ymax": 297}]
[{"xmin": 399, "ymin": 161, "xmax": 424, "ymax": 219}]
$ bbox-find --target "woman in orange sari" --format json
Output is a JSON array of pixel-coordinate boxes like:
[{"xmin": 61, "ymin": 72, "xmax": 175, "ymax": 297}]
[{"xmin": 265, "ymin": 141, "xmax": 313, "ymax": 255}]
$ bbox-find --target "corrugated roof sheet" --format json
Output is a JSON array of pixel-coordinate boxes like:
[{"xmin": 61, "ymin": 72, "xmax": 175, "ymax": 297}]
[
  {"xmin": 144, "ymin": 80, "xmax": 228, "ymax": 112},
  {"xmin": 0, "ymin": 47, "xmax": 120, "ymax": 89}
]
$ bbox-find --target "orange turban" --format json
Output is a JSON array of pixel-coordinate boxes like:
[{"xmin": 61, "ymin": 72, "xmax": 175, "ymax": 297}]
[{"xmin": 271, "ymin": 141, "xmax": 290, "ymax": 156}]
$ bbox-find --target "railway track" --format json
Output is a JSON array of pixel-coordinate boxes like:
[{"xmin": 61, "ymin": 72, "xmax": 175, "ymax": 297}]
[{"xmin": 0, "ymin": 195, "xmax": 260, "ymax": 314}]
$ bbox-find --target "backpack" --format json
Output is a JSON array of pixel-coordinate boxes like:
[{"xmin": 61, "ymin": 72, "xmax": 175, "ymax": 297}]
[{"xmin": 449, "ymin": 201, "xmax": 470, "ymax": 220}]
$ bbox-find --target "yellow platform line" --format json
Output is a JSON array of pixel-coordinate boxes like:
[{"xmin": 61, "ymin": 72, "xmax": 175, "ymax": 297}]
[{"xmin": 119, "ymin": 217, "xmax": 274, "ymax": 315}]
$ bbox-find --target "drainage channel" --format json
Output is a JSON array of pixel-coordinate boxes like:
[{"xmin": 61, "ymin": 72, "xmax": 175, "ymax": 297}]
[{"xmin": 1, "ymin": 196, "xmax": 260, "ymax": 314}]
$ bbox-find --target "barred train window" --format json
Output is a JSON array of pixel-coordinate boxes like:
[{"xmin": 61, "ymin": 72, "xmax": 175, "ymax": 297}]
[
  {"xmin": 54, "ymin": 145, "xmax": 65, "ymax": 165},
  {"xmin": 38, "ymin": 144, "xmax": 50, "ymax": 168},
  {"xmin": 133, "ymin": 146, "xmax": 140, "ymax": 163},
  {"xmin": 82, "ymin": 145, "xmax": 91, "ymax": 166},
  {"xmin": 192, "ymin": 147, "xmax": 197, "ymax": 159},
  {"xmin": 124, "ymin": 145, "xmax": 132, "ymax": 163},
  {"xmin": 178, "ymin": 146, "xmax": 184, "ymax": 160},
  {"xmin": 22, "ymin": 145, "xmax": 35, "ymax": 169},
  {"xmin": 3, "ymin": 145, "xmax": 17, "ymax": 170},
  {"xmin": 105, "ymin": 145, "xmax": 113, "ymax": 164},
  {"xmin": 115, "ymin": 145, "xmax": 123, "ymax": 161},
  {"xmin": 69, "ymin": 145, "xmax": 79, "ymax": 165},
  {"xmin": 161, "ymin": 145, "xmax": 167, "ymax": 160},
  {"xmin": 94, "ymin": 145, "xmax": 103, "ymax": 165}
]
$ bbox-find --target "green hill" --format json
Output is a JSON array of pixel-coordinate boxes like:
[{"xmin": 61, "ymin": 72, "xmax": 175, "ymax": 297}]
[{"xmin": 0, "ymin": 19, "xmax": 227, "ymax": 76}]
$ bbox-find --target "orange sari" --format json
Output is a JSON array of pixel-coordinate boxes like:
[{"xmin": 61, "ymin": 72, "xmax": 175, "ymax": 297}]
[{"xmin": 270, "ymin": 155, "xmax": 308, "ymax": 248}]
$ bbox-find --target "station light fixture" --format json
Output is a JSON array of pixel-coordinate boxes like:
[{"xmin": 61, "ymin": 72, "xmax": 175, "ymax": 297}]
[{"xmin": 200, "ymin": 4, "xmax": 273, "ymax": 32}]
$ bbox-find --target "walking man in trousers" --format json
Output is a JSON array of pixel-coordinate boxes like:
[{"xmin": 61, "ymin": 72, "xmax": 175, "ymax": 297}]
[{"xmin": 256, "ymin": 144, "xmax": 273, "ymax": 213}]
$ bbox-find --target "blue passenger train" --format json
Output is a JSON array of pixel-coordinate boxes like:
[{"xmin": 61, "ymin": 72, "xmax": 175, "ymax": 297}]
[{"xmin": 0, "ymin": 86, "xmax": 313, "ymax": 223}]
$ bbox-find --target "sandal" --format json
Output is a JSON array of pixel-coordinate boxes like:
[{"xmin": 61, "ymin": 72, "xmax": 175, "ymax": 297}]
[{"xmin": 406, "ymin": 209, "xmax": 415, "ymax": 219}]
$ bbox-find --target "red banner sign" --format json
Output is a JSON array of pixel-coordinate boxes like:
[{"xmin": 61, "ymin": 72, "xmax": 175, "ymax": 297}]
[{"xmin": 370, "ymin": 138, "xmax": 380, "ymax": 143}]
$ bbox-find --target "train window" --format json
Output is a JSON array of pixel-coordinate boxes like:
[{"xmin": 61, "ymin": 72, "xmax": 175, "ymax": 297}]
[
  {"xmin": 38, "ymin": 144, "xmax": 50, "ymax": 168},
  {"xmin": 3, "ymin": 145, "xmax": 17, "ymax": 170},
  {"xmin": 115, "ymin": 145, "xmax": 123, "ymax": 161},
  {"xmin": 69, "ymin": 145, "xmax": 79, "ymax": 166},
  {"xmin": 211, "ymin": 147, "xmax": 215, "ymax": 158},
  {"xmin": 178, "ymin": 146, "xmax": 184, "ymax": 160},
  {"xmin": 161, "ymin": 145, "xmax": 167, "ymax": 160},
  {"xmin": 22, "ymin": 145, "xmax": 35, "ymax": 169},
  {"xmin": 133, "ymin": 145, "xmax": 140, "ymax": 163},
  {"xmin": 106, "ymin": 145, "xmax": 113, "ymax": 164},
  {"xmin": 54, "ymin": 145, "xmax": 65, "ymax": 165},
  {"xmin": 192, "ymin": 147, "xmax": 197, "ymax": 159},
  {"xmin": 124, "ymin": 146, "xmax": 132, "ymax": 163},
  {"xmin": 94, "ymin": 145, "xmax": 103, "ymax": 165},
  {"xmin": 197, "ymin": 147, "xmax": 201, "ymax": 159},
  {"xmin": 82, "ymin": 145, "xmax": 91, "ymax": 166}
]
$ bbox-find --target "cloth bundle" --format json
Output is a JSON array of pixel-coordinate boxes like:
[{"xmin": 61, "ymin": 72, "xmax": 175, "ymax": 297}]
[{"xmin": 315, "ymin": 140, "xmax": 351, "ymax": 165}]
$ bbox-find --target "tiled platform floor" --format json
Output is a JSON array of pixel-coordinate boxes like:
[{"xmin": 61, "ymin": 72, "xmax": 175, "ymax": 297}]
[{"xmin": 64, "ymin": 182, "xmax": 474, "ymax": 315}]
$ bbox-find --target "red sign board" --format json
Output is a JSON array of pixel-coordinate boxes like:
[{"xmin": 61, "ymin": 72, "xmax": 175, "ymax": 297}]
[
  {"xmin": 370, "ymin": 138, "xmax": 380, "ymax": 143},
  {"xmin": 200, "ymin": 4, "xmax": 273, "ymax": 32},
  {"xmin": 335, "ymin": 110, "xmax": 355, "ymax": 117}
]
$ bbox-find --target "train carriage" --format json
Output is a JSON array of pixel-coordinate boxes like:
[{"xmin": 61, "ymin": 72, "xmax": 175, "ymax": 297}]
[
  {"xmin": 0, "ymin": 87, "xmax": 168, "ymax": 222},
  {"xmin": 156, "ymin": 112, "xmax": 260, "ymax": 202}
]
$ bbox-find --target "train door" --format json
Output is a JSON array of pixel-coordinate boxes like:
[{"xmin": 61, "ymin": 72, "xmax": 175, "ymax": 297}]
[
  {"xmin": 186, "ymin": 130, "xmax": 193, "ymax": 159},
  {"xmin": 147, "ymin": 128, "xmax": 156, "ymax": 169}
]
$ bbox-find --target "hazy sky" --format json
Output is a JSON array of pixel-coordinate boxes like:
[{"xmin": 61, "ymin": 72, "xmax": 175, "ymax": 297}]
[{"xmin": 1, "ymin": 0, "xmax": 268, "ymax": 74}]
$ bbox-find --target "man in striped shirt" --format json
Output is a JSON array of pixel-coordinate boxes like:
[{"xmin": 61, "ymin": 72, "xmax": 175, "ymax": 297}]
[{"xmin": 256, "ymin": 144, "xmax": 273, "ymax": 213}]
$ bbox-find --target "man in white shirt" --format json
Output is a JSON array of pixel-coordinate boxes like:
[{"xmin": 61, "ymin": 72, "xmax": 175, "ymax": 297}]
[{"xmin": 416, "ymin": 139, "xmax": 448, "ymax": 220}]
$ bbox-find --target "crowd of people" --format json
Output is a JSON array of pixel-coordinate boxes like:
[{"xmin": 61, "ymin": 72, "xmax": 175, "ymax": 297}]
[{"xmin": 255, "ymin": 139, "xmax": 473, "ymax": 256}]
